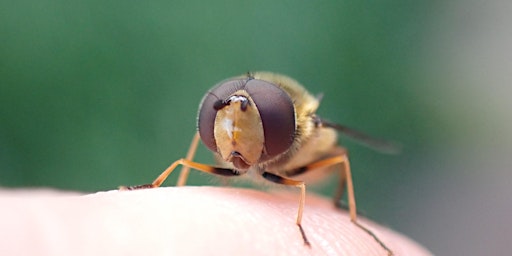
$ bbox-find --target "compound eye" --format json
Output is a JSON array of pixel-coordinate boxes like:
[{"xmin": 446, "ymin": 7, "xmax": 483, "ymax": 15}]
[
  {"xmin": 245, "ymin": 79, "xmax": 296, "ymax": 158},
  {"xmin": 197, "ymin": 79, "xmax": 245, "ymax": 152}
]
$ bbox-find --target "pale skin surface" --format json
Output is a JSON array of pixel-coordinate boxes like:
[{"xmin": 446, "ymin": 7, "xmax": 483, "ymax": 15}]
[{"xmin": 0, "ymin": 187, "xmax": 432, "ymax": 256}]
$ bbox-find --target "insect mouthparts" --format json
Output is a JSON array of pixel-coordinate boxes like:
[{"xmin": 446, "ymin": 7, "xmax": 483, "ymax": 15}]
[
  {"xmin": 231, "ymin": 151, "xmax": 242, "ymax": 157},
  {"xmin": 230, "ymin": 151, "xmax": 251, "ymax": 170}
]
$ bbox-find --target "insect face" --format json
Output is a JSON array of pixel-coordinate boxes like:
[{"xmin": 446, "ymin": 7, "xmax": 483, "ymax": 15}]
[
  {"xmin": 197, "ymin": 77, "xmax": 296, "ymax": 170},
  {"xmin": 213, "ymin": 91, "xmax": 264, "ymax": 169}
]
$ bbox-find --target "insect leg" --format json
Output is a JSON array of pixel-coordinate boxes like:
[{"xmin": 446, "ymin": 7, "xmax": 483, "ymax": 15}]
[
  {"xmin": 176, "ymin": 132, "xmax": 201, "ymax": 186},
  {"xmin": 286, "ymin": 154, "xmax": 357, "ymax": 220},
  {"xmin": 285, "ymin": 151, "xmax": 393, "ymax": 255},
  {"xmin": 119, "ymin": 158, "xmax": 240, "ymax": 190},
  {"xmin": 261, "ymin": 171, "xmax": 310, "ymax": 246}
]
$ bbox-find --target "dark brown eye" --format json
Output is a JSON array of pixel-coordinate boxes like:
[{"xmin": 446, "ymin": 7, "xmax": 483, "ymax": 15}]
[
  {"xmin": 197, "ymin": 79, "xmax": 246, "ymax": 152},
  {"xmin": 245, "ymin": 79, "xmax": 295, "ymax": 158}
]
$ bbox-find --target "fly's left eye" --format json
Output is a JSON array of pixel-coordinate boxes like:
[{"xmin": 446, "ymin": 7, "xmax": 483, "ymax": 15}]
[{"xmin": 245, "ymin": 79, "xmax": 296, "ymax": 158}]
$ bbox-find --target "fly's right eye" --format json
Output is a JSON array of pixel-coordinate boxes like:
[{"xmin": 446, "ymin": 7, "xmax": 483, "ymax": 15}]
[{"xmin": 197, "ymin": 79, "xmax": 246, "ymax": 152}]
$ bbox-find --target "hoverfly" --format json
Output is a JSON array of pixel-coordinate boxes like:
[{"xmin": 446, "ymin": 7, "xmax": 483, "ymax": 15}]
[{"xmin": 121, "ymin": 72, "xmax": 397, "ymax": 255}]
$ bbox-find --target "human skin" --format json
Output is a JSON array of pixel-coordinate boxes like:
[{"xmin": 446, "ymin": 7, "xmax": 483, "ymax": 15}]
[{"xmin": 0, "ymin": 187, "xmax": 431, "ymax": 256}]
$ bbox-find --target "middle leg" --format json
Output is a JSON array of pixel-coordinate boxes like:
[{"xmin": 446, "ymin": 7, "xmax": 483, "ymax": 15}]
[{"xmin": 283, "ymin": 150, "xmax": 393, "ymax": 255}]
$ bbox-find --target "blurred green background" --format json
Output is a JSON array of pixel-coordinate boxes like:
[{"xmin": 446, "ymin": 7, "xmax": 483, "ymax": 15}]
[{"xmin": 1, "ymin": 1, "xmax": 511, "ymax": 255}]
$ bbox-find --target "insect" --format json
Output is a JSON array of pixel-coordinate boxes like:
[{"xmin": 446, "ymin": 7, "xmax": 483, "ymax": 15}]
[{"xmin": 121, "ymin": 72, "xmax": 397, "ymax": 255}]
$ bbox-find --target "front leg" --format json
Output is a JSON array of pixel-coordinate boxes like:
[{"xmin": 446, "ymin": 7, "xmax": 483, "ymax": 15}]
[
  {"xmin": 119, "ymin": 159, "xmax": 241, "ymax": 190},
  {"xmin": 260, "ymin": 171, "xmax": 310, "ymax": 246}
]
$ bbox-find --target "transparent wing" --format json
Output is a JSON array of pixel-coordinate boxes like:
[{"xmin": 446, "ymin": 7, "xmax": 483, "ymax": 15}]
[{"xmin": 319, "ymin": 118, "xmax": 402, "ymax": 154}]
